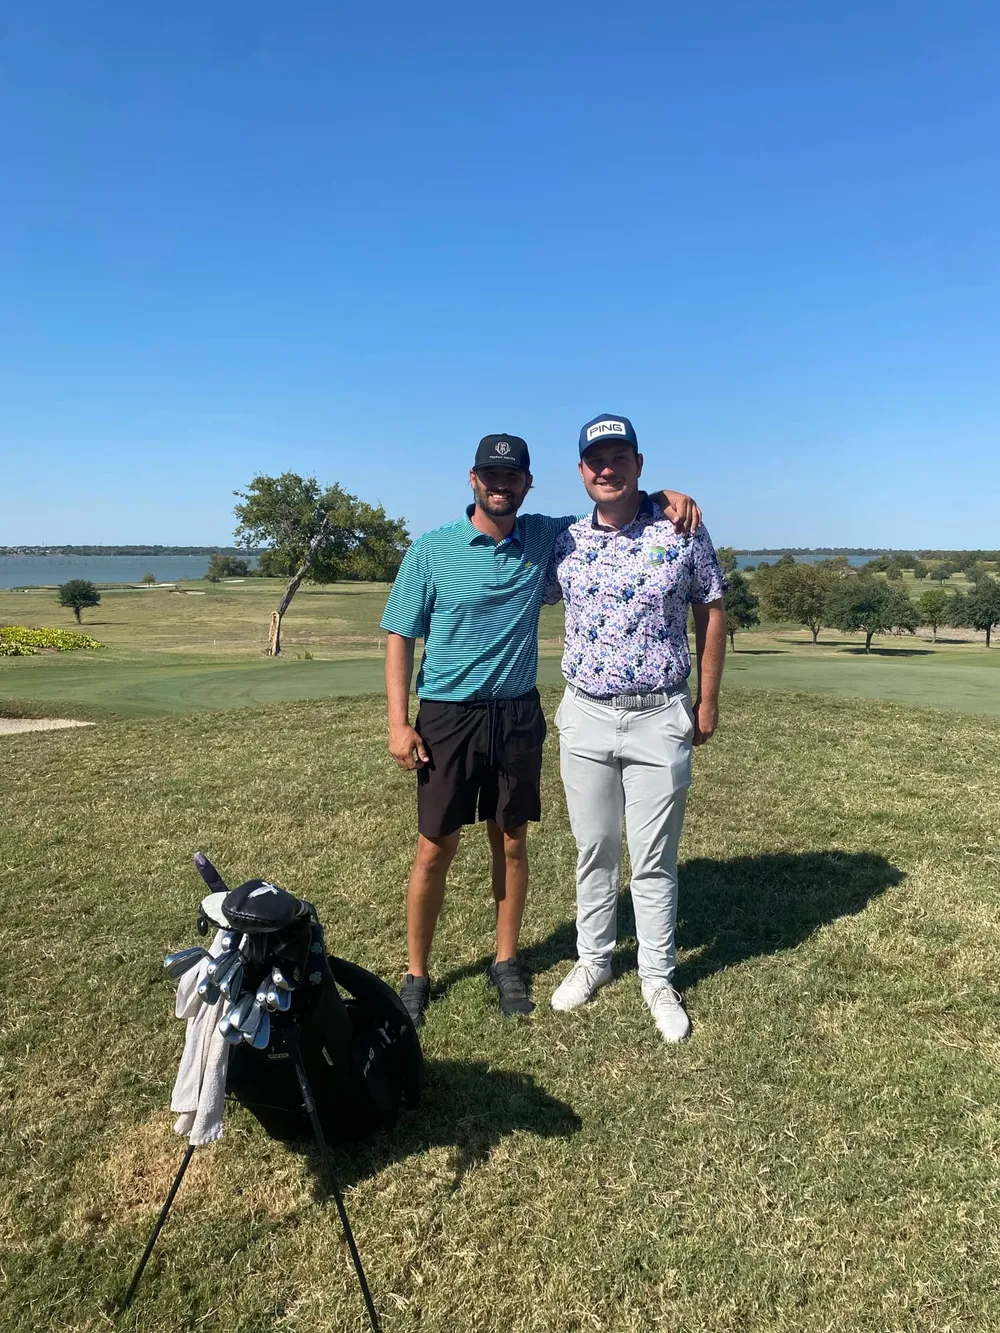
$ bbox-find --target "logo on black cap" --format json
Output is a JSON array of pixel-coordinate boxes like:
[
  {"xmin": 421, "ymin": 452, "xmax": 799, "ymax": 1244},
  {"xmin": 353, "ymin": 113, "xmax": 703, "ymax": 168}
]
[{"xmin": 474, "ymin": 434, "xmax": 531, "ymax": 473}]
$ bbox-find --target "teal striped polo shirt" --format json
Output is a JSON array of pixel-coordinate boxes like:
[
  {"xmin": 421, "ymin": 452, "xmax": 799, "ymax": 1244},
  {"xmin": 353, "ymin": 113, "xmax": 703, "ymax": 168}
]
[{"xmin": 381, "ymin": 506, "xmax": 576, "ymax": 702}]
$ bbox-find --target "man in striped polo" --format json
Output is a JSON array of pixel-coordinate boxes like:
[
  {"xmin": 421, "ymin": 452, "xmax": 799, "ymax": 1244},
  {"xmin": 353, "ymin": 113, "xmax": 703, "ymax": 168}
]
[{"xmin": 381, "ymin": 432, "xmax": 700, "ymax": 1026}]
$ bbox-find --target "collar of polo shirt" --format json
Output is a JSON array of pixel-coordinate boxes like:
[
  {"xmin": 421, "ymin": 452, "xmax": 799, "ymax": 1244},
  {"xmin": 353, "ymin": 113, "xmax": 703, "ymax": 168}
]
[
  {"xmin": 464, "ymin": 504, "xmax": 524, "ymax": 547},
  {"xmin": 590, "ymin": 491, "xmax": 655, "ymax": 532}
]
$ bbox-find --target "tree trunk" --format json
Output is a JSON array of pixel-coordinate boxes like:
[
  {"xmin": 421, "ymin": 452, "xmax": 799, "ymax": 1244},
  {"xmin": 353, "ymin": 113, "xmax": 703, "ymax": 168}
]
[
  {"xmin": 811, "ymin": 625, "xmax": 819, "ymax": 644},
  {"xmin": 729, "ymin": 630, "xmax": 735, "ymax": 650},
  {"xmin": 988, "ymin": 625, "xmax": 993, "ymax": 649},
  {"xmin": 865, "ymin": 630, "xmax": 873, "ymax": 653},
  {"xmin": 265, "ymin": 518, "xmax": 331, "ymax": 656},
  {"xmin": 932, "ymin": 625, "xmax": 938, "ymax": 643},
  {"xmin": 73, "ymin": 607, "xmax": 82, "ymax": 624}
]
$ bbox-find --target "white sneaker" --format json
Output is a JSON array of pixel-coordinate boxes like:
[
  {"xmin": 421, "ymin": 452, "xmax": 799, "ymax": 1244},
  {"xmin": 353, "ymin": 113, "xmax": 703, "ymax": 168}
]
[
  {"xmin": 641, "ymin": 979, "xmax": 691, "ymax": 1043},
  {"xmin": 551, "ymin": 960, "xmax": 613, "ymax": 1011}
]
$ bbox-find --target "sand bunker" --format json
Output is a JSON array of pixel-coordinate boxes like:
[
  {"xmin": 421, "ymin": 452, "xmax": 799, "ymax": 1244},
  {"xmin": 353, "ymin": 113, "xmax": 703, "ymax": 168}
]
[{"xmin": 0, "ymin": 718, "xmax": 94, "ymax": 736}]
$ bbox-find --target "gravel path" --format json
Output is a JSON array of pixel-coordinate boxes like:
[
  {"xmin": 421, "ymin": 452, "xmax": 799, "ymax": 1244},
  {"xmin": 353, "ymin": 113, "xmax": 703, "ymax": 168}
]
[{"xmin": 0, "ymin": 718, "xmax": 94, "ymax": 735}]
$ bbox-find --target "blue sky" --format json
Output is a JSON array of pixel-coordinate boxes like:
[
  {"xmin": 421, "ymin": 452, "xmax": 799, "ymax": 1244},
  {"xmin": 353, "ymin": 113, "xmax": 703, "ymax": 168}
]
[{"xmin": 2, "ymin": 1, "xmax": 997, "ymax": 549}]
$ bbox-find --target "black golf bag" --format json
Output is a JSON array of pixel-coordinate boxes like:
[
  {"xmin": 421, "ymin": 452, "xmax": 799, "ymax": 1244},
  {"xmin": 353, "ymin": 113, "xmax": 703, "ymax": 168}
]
[{"xmin": 205, "ymin": 869, "xmax": 423, "ymax": 1145}]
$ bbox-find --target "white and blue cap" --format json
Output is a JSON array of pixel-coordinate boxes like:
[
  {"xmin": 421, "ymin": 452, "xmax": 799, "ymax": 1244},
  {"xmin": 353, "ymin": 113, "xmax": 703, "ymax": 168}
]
[{"xmin": 578, "ymin": 414, "xmax": 638, "ymax": 458}]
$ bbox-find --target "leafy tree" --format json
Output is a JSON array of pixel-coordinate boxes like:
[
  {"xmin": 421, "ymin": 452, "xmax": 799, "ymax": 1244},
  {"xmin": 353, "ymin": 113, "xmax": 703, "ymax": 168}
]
[
  {"xmin": 253, "ymin": 548, "xmax": 297, "ymax": 579},
  {"xmin": 206, "ymin": 553, "xmax": 251, "ymax": 581},
  {"xmin": 234, "ymin": 472, "xmax": 410, "ymax": 655},
  {"xmin": 756, "ymin": 557, "xmax": 848, "ymax": 644},
  {"xmin": 723, "ymin": 571, "xmax": 759, "ymax": 650},
  {"xmin": 140, "ymin": 572, "xmax": 156, "ymax": 585},
  {"xmin": 916, "ymin": 588, "xmax": 950, "ymax": 642},
  {"xmin": 716, "ymin": 546, "xmax": 739, "ymax": 577},
  {"xmin": 824, "ymin": 576, "xmax": 919, "ymax": 653},
  {"xmin": 928, "ymin": 564, "xmax": 951, "ymax": 583},
  {"xmin": 962, "ymin": 576, "xmax": 1000, "ymax": 648},
  {"xmin": 885, "ymin": 563, "xmax": 903, "ymax": 582},
  {"xmin": 57, "ymin": 579, "xmax": 101, "ymax": 624},
  {"xmin": 966, "ymin": 562, "xmax": 991, "ymax": 585},
  {"xmin": 912, "ymin": 560, "xmax": 928, "ymax": 580}
]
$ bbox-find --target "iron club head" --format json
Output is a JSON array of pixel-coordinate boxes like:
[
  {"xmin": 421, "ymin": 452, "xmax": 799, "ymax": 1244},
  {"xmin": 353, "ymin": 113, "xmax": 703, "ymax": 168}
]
[{"xmin": 163, "ymin": 948, "xmax": 209, "ymax": 982}]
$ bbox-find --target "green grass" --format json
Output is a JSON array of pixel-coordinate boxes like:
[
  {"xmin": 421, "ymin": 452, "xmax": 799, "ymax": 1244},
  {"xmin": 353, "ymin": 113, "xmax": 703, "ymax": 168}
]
[
  {"xmin": 2, "ymin": 580, "xmax": 998, "ymax": 720},
  {"xmin": 3, "ymin": 687, "xmax": 999, "ymax": 1332}
]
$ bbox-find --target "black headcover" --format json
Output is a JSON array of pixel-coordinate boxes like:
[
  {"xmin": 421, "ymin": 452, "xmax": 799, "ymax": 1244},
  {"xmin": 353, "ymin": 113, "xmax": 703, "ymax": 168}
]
[{"xmin": 222, "ymin": 879, "xmax": 307, "ymax": 932}]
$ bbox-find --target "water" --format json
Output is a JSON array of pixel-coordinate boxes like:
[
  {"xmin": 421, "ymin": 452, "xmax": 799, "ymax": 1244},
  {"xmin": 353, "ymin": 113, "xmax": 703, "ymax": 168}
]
[
  {"xmin": 736, "ymin": 553, "xmax": 874, "ymax": 570},
  {"xmin": 0, "ymin": 554, "xmax": 255, "ymax": 590}
]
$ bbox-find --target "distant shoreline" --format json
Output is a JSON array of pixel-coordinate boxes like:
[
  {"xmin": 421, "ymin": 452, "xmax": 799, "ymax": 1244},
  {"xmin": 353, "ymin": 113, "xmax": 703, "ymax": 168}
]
[{"xmin": 0, "ymin": 545, "xmax": 263, "ymax": 557}]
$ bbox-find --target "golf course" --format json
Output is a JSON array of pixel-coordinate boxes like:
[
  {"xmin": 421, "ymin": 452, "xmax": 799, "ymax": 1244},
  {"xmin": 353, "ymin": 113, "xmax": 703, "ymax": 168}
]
[{"xmin": 2, "ymin": 579, "xmax": 999, "ymax": 1332}]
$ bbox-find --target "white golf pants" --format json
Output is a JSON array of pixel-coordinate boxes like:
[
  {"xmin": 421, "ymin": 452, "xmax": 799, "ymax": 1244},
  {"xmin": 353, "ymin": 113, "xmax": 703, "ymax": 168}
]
[{"xmin": 555, "ymin": 685, "xmax": 694, "ymax": 985}]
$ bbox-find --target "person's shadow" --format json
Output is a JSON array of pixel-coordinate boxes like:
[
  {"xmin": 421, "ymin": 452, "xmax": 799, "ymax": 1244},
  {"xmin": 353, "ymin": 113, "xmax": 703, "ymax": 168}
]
[
  {"xmin": 434, "ymin": 849, "xmax": 903, "ymax": 997},
  {"xmin": 287, "ymin": 1059, "xmax": 581, "ymax": 1198}
]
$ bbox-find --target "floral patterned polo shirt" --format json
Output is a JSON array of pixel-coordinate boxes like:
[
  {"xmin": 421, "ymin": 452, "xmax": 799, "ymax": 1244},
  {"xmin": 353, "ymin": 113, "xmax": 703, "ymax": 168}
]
[{"xmin": 544, "ymin": 493, "xmax": 726, "ymax": 697}]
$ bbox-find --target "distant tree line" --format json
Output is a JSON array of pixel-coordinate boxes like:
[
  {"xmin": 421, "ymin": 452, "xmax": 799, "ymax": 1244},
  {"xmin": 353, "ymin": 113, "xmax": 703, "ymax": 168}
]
[
  {"xmin": 736, "ymin": 548, "xmax": 1000, "ymax": 562},
  {"xmin": 746, "ymin": 555, "xmax": 1000, "ymax": 651}
]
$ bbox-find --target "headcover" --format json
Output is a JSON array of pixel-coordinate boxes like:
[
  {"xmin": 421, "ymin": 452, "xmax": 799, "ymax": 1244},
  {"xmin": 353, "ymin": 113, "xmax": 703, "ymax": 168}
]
[{"xmin": 221, "ymin": 879, "xmax": 308, "ymax": 932}]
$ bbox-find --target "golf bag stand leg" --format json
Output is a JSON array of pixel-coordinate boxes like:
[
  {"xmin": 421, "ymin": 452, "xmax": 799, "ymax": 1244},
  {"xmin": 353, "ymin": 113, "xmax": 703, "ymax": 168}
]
[
  {"xmin": 289, "ymin": 1032, "xmax": 382, "ymax": 1333},
  {"xmin": 122, "ymin": 1142, "xmax": 197, "ymax": 1308}
]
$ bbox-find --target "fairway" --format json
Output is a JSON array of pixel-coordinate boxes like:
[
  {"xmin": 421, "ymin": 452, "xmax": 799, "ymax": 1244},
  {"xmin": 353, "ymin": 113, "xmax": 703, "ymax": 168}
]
[
  {"xmin": 3, "ymin": 686, "xmax": 999, "ymax": 1332},
  {"xmin": 2, "ymin": 580, "xmax": 998, "ymax": 720}
]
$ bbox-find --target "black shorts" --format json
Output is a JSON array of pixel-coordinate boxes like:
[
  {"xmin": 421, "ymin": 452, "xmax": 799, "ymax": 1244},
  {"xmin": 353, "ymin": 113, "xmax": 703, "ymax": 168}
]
[{"xmin": 414, "ymin": 689, "xmax": 547, "ymax": 838}]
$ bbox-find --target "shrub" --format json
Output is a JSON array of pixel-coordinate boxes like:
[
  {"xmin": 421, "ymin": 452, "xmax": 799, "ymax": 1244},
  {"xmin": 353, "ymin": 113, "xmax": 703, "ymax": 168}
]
[{"xmin": 0, "ymin": 626, "xmax": 105, "ymax": 656}]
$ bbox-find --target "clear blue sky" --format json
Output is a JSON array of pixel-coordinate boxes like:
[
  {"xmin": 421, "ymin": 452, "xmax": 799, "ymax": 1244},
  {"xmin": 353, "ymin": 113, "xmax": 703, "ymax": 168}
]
[{"xmin": 2, "ymin": 1, "xmax": 997, "ymax": 549}]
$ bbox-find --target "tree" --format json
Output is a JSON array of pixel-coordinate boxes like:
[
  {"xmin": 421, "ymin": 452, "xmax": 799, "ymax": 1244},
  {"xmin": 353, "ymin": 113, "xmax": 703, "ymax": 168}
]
[
  {"xmin": 206, "ymin": 553, "xmax": 251, "ymax": 582},
  {"xmin": 57, "ymin": 579, "xmax": 101, "ymax": 624},
  {"xmin": 716, "ymin": 546, "xmax": 739, "ymax": 578},
  {"xmin": 234, "ymin": 472, "xmax": 410, "ymax": 656},
  {"xmin": 886, "ymin": 563, "xmax": 903, "ymax": 582},
  {"xmin": 962, "ymin": 576, "xmax": 1000, "ymax": 648},
  {"xmin": 253, "ymin": 548, "xmax": 296, "ymax": 579},
  {"xmin": 912, "ymin": 560, "xmax": 928, "ymax": 580},
  {"xmin": 140, "ymin": 572, "xmax": 156, "ymax": 585},
  {"xmin": 928, "ymin": 564, "xmax": 951, "ymax": 583},
  {"xmin": 756, "ymin": 557, "xmax": 848, "ymax": 644},
  {"xmin": 723, "ymin": 571, "xmax": 759, "ymax": 650},
  {"xmin": 824, "ymin": 576, "xmax": 919, "ymax": 653},
  {"xmin": 916, "ymin": 588, "xmax": 950, "ymax": 642}
]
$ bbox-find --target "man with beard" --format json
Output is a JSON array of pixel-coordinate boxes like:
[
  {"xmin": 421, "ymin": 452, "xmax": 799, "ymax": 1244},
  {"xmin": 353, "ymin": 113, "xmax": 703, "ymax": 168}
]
[
  {"xmin": 381, "ymin": 432, "xmax": 701, "ymax": 1026},
  {"xmin": 546, "ymin": 414, "xmax": 726, "ymax": 1042}
]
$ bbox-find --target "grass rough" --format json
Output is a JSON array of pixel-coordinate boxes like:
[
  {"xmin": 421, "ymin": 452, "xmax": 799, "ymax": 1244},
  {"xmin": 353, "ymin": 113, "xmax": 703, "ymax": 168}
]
[{"xmin": 2, "ymin": 685, "xmax": 999, "ymax": 1331}]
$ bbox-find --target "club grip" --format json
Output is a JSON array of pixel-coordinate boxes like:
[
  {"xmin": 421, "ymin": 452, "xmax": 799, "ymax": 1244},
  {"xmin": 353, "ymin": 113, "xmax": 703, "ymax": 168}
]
[{"xmin": 193, "ymin": 851, "xmax": 228, "ymax": 893}]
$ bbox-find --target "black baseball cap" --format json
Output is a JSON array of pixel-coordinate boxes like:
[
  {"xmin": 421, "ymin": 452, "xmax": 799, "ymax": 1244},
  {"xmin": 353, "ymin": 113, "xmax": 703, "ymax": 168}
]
[
  {"xmin": 473, "ymin": 433, "xmax": 531, "ymax": 473},
  {"xmin": 578, "ymin": 414, "xmax": 639, "ymax": 458}
]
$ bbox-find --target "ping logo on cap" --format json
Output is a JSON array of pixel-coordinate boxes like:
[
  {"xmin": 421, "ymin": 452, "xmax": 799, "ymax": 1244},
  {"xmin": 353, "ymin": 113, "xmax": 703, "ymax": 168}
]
[{"xmin": 587, "ymin": 419, "xmax": 627, "ymax": 441}]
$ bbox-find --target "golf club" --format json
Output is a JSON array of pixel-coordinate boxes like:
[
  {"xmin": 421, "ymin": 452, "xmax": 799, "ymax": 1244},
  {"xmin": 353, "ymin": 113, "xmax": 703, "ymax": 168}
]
[{"xmin": 163, "ymin": 948, "xmax": 209, "ymax": 982}]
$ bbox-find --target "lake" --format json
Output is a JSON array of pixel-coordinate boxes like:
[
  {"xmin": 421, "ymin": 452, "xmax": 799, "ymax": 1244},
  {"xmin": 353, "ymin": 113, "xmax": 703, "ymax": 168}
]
[
  {"xmin": 0, "ymin": 554, "xmax": 255, "ymax": 589},
  {"xmin": 736, "ymin": 554, "xmax": 873, "ymax": 570}
]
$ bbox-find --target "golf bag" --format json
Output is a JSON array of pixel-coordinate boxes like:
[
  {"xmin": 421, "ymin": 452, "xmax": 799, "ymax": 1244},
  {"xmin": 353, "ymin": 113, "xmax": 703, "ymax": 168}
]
[
  {"xmin": 131, "ymin": 854, "xmax": 423, "ymax": 1330},
  {"xmin": 201, "ymin": 864, "xmax": 423, "ymax": 1144}
]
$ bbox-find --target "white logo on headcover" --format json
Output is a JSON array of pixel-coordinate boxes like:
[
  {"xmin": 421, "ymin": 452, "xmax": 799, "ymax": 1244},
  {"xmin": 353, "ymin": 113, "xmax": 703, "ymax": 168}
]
[
  {"xmin": 249, "ymin": 883, "xmax": 280, "ymax": 899},
  {"xmin": 587, "ymin": 420, "xmax": 627, "ymax": 441},
  {"xmin": 495, "ymin": 441, "xmax": 511, "ymax": 455}
]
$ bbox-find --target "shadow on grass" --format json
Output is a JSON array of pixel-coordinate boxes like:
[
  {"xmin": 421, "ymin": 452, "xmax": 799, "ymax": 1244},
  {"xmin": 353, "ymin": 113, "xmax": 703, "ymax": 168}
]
[
  {"xmin": 841, "ymin": 647, "xmax": 934, "ymax": 657},
  {"xmin": 338, "ymin": 1058, "xmax": 580, "ymax": 1188},
  {"xmin": 728, "ymin": 648, "xmax": 786, "ymax": 655},
  {"xmin": 436, "ymin": 850, "xmax": 903, "ymax": 998}
]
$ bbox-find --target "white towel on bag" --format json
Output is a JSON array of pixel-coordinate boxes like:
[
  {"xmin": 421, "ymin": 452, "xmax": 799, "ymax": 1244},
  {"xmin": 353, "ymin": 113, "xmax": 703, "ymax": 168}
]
[{"xmin": 170, "ymin": 930, "xmax": 232, "ymax": 1146}]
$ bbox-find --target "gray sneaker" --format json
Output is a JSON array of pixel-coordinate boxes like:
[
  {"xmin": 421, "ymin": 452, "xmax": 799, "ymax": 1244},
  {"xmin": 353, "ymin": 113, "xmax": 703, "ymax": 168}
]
[
  {"xmin": 551, "ymin": 960, "xmax": 613, "ymax": 1011},
  {"xmin": 399, "ymin": 973, "xmax": 431, "ymax": 1029},
  {"xmin": 641, "ymin": 979, "xmax": 691, "ymax": 1043}
]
